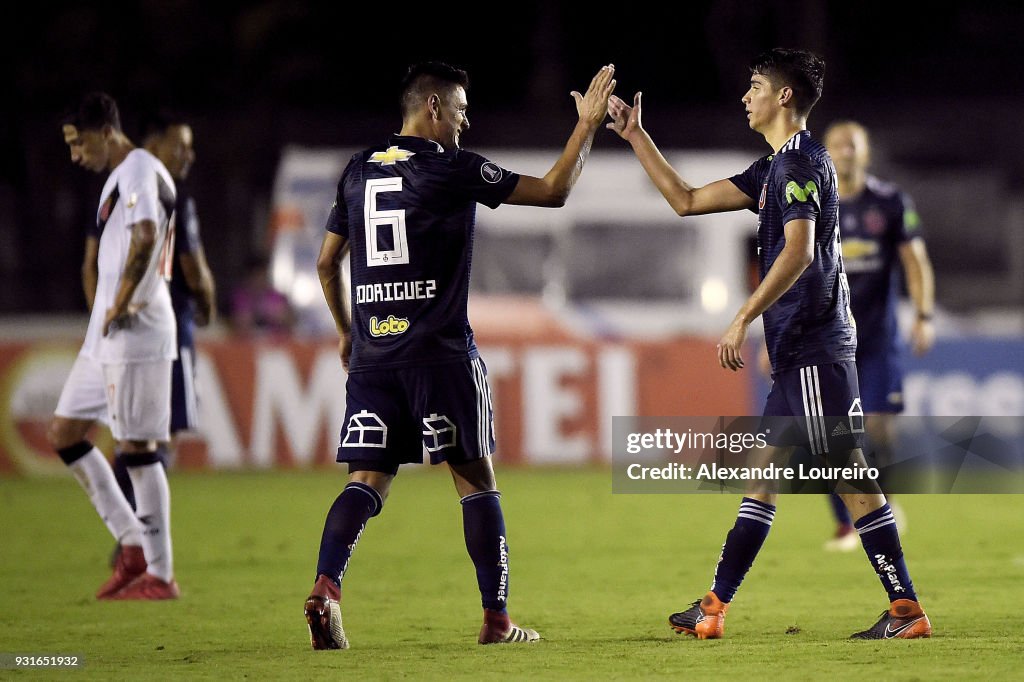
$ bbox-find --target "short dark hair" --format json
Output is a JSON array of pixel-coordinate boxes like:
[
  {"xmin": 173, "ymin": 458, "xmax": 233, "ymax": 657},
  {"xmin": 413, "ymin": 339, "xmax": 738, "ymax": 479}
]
[
  {"xmin": 400, "ymin": 62, "xmax": 469, "ymax": 117},
  {"xmin": 67, "ymin": 91, "xmax": 122, "ymax": 132},
  {"xmin": 750, "ymin": 48, "xmax": 825, "ymax": 117},
  {"xmin": 140, "ymin": 107, "xmax": 189, "ymax": 142}
]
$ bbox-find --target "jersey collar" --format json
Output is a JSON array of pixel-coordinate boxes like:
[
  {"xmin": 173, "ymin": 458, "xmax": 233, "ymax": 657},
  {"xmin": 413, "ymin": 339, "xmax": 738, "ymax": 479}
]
[
  {"xmin": 388, "ymin": 135, "xmax": 445, "ymax": 153},
  {"xmin": 777, "ymin": 129, "xmax": 810, "ymax": 155}
]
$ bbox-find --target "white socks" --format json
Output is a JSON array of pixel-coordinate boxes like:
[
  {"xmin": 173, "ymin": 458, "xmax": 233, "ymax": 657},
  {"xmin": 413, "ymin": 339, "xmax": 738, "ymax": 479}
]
[
  {"xmin": 126, "ymin": 462, "xmax": 174, "ymax": 582},
  {"xmin": 68, "ymin": 448, "xmax": 143, "ymax": 547}
]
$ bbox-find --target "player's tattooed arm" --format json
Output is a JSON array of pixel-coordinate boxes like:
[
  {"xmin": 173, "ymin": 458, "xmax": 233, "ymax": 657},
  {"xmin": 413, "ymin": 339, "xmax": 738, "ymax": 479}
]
[
  {"xmin": 82, "ymin": 235, "xmax": 99, "ymax": 312},
  {"xmin": 317, "ymin": 231, "xmax": 352, "ymax": 369},
  {"xmin": 102, "ymin": 219, "xmax": 157, "ymax": 336}
]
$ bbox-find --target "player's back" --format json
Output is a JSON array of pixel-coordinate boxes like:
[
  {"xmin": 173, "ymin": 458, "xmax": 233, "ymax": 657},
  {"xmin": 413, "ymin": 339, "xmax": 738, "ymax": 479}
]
[{"xmin": 327, "ymin": 135, "xmax": 518, "ymax": 372}]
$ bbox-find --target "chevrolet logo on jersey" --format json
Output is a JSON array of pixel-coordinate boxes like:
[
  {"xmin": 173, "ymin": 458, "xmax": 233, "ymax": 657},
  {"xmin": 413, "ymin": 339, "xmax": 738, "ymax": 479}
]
[
  {"xmin": 369, "ymin": 315, "xmax": 410, "ymax": 337},
  {"xmin": 369, "ymin": 146, "xmax": 416, "ymax": 166},
  {"xmin": 785, "ymin": 180, "xmax": 819, "ymax": 206},
  {"xmin": 842, "ymin": 238, "xmax": 880, "ymax": 260}
]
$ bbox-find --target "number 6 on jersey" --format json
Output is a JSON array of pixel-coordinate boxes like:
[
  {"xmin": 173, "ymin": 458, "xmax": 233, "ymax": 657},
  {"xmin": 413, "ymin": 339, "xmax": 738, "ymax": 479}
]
[{"xmin": 364, "ymin": 178, "xmax": 409, "ymax": 266}]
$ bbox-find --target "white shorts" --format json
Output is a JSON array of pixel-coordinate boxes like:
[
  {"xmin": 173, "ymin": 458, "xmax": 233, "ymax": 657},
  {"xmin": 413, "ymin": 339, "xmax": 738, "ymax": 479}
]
[
  {"xmin": 54, "ymin": 355, "xmax": 108, "ymax": 423},
  {"xmin": 103, "ymin": 360, "xmax": 172, "ymax": 441},
  {"xmin": 54, "ymin": 354, "xmax": 172, "ymax": 442}
]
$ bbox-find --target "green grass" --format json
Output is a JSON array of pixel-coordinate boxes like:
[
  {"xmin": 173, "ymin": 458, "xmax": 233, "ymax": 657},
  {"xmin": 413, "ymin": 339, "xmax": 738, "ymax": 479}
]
[{"xmin": 2, "ymin": 468, "xmax": 1023, "ymax": 680}]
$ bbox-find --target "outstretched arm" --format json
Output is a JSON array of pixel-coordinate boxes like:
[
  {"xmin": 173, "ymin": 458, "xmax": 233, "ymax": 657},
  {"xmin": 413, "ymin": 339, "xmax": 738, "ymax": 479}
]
[
  {"xmin": 717, "ymin": 219, "xmax": 815, "ymax": 371},
  {"xmin": 898, "ymin": 238, "xmax": 935, "ymax": 356},
  {"xmin": 317, "ymin": 231, "xmax": 352, "ymax": 370},
  {"xmin": 607, "ymin": 92, "xmax": 753, "ymax": 216},
  {"xmin": 504, "ymin": 64, "xmax": 617, "ymax": 207}
]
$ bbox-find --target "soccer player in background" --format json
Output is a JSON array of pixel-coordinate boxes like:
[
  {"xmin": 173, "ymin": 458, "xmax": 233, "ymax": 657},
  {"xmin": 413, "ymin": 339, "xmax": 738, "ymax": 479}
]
[
  {"xmin": 108, "ymin": 112, "xmax": 217, "ymax": 532},
  {"xmin": 305, "ymin": 61, "xmax": 616, "ymax": 649},
  {"xmin": 607, "ymin": 49, "xmax": 931, "ymax": 639},
  {"xmin": 821, "ymin": 120, "xmax": 935, "ymax": 551},
  {"xmin": 52, "ymin": 92, "xmax": 179, "ymax": 599}
]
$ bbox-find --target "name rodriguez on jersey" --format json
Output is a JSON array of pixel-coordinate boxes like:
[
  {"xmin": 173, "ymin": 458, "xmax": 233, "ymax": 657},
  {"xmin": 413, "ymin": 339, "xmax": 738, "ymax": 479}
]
[{"xmin": 355, "ymin": 279, "xmax": 437, "ymax": 304}]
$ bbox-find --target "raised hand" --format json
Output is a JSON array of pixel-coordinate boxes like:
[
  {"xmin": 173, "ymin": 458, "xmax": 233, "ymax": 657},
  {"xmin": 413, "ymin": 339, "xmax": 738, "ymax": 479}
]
[
  {"xmin": 570, "ymin": 64, "xmax": 617, "ymax": 130},
  {"xmin": 606, "ymin": 92, "xmax": 643, "ymax": 141}
]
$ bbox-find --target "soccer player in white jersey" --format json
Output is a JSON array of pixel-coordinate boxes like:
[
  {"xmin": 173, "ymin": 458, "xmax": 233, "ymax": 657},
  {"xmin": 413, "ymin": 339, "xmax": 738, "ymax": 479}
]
[{"xmin": 52, "ymin": 92, "xmax": 179, "ymax": 600}]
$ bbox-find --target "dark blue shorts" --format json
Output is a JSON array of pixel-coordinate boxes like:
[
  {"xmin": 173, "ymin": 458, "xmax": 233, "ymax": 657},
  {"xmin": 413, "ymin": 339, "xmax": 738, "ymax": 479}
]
[
  {"xmin": 762, "ymin": 361, "xmax": 865, "ymax": 455},
  {"xmin": 170, "ymin": 343, "xmax": 199, "ymax": 434},
  {"xmin": 856, "ymin": 347, "xmax": 904, "ymax": 413},
  {"xmin": 337, "ymin": 357, "xmax": 495, "ymax": 469}
]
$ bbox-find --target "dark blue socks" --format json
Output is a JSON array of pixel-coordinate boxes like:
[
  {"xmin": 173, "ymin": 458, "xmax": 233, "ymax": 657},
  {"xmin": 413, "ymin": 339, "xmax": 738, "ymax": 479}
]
[
  {"xmin": 316, "ymin": 482, "xmax": 383, "ymax": 587},
  {"xmin": 461, "ymin": 491, "xmax": 508, "ymax": 612},
  {"xmin": 855, "ymin": 503, "xmax": 918, "ymax": 602},
  {"xmin": 710, "ymin": 497, "xmax": 776, "ymax": 603}
]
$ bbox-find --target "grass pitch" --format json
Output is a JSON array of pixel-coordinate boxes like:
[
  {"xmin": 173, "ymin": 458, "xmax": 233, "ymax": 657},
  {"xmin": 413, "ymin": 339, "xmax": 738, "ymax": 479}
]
[{"xmin": 2, "ymin": 467, "xmax": 1023, "ymax": 680}]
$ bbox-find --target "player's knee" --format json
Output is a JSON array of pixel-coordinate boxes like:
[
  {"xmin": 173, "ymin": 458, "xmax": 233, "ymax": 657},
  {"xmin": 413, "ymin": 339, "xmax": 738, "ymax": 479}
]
[
  {"xmin": 47, "ymin": 418, "xmax": 84, "ymax": 451},
  {"xmin": 347, "ymin": 469, "xmax": 394, "ymax": 505},
  {"xmin": 46, "ymin": 420, "xmax": 65, "ymax": 450},
  {"xmin": 344, "ymin": 479, "xmax": 387, "ymax": 516},
  {"xmin": 449, "ymin": 457, "xmax": 497, "ymax": 494}
]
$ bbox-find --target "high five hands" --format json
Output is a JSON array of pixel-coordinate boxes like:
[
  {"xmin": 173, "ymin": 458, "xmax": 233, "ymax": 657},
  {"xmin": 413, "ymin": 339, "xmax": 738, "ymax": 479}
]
[
  {"xmin": 571, "ymin": 65, "xmax": 617, "ymax": 129},
  {"xmin": 607, "ymin": 92, "xmax": 643, "ymax": 141}
]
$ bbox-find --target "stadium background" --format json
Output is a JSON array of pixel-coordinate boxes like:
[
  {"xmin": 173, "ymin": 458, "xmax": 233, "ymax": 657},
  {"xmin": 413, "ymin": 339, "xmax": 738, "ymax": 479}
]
[
  {"xmin": 1, "ymin": 2, "xmax": 1021, "ymax": 472},
  {"xmin": 2, "ymin": 4, "xmax": 1024, "ymax": 679}
]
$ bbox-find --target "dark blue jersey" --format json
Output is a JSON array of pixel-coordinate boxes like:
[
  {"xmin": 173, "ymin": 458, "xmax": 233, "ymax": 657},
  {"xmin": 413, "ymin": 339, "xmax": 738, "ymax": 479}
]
[
  {"xmin": 326, "ymin": 135, "xmax": 520, "ymax": 372},
  {"xmin": 169, "ymin": 188, "xmax": 202, "ymax": 346},
  {"xmin": 839, "ymin": 176, "xmax": 921, "ymax": 354},
  {"xmin": 730, "ymin": 130, "xmax": 857, "ymax": 372}
]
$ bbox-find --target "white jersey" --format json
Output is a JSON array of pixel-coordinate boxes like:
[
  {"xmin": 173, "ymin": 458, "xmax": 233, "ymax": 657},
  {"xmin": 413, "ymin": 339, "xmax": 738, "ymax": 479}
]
[{"xmin": 82, "ymin": 148, "xmax": 178, "ymax": 363}]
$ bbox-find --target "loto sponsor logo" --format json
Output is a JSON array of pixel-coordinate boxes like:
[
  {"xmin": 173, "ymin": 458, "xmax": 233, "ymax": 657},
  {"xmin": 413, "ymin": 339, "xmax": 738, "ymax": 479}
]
[{"xmin": 369, "ymin": 315, "xmax": 410, "ymax": 337}]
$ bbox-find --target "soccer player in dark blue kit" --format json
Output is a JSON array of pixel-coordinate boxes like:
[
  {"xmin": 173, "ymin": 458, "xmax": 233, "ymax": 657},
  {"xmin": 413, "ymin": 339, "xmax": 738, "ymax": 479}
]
[
  {"xmin": 107, "ymin": 113, "xmax": 217, "ymax": 537},
  {"xmin": 607, "ymin": 48, "xmax": 931, "ymax": 640},
  {"xmin": 821, "ymin": 120, "xmax": 935, "ymax": 550},
  {"xmin": 304, "ymin": 61, "xmax": 617, "ymax": 649}
]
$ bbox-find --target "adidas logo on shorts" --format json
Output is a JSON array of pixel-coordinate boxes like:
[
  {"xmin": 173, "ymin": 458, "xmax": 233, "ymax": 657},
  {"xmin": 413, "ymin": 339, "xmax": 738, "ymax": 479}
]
[{"xmin": 831, "ymin": 421, "xmax": 851, "ymax": 437}]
